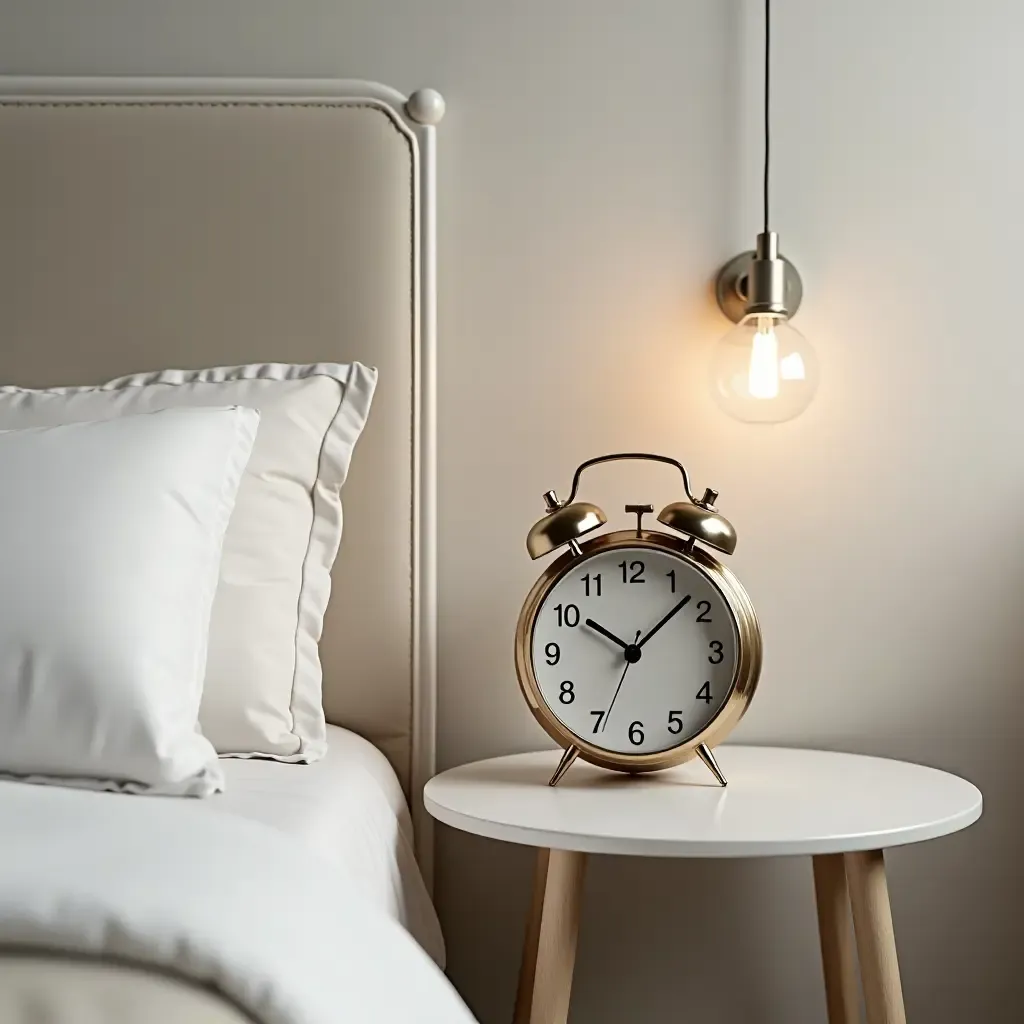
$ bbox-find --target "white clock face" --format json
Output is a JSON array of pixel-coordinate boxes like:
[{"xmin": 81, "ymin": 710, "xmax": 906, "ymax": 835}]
[{"xmin": 530, "ymin": 544, "xmax": 739, "ymax": 755}]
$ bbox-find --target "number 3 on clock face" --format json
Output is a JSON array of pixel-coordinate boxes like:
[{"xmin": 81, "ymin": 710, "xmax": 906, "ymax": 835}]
[{"xmin": 529, "ymin": 544, "xmax": 740, "ymax": 757}]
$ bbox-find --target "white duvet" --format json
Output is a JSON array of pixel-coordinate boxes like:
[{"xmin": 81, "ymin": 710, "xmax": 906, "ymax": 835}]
[
  {"xmin": 211, "ymin": 725, "xmax": 446, "ymax": 965},
  {"xmin": 0, "ymin": 780, "xmax": 476, "ymax": 1024}
]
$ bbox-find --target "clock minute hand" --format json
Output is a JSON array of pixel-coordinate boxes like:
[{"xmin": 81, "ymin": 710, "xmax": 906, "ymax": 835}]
[
  {"xmin": 584, "ymin": 618, "xmax": 629, "ymax": 650},
  {"xmin": 636, "ymin": 594, "xmax": 691, "ymax": 649}
]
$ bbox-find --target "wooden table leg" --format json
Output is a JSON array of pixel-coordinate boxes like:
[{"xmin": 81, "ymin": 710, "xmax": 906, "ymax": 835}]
[
  {"xmin": 812, "ymin": 854, "xmax": 860, "ymax": 1024},
  {"xmin": 514, "ymin": 847, "xmax": 587, "ymax": 1024},
  {"xmin": 845, "ymin": 849, "xmax": 907, "ymax": 1024}
]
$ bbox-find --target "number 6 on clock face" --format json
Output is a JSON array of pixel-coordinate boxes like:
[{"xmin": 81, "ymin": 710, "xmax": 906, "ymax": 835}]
[{"xmin": 515, "ymin": 530, "xmax": 760, "ymax": 772}]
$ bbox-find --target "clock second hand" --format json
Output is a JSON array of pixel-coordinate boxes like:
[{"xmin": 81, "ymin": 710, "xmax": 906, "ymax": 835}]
[{"xmin": 601, "ymin": 630, "xmax": 641, "ymax": 732}]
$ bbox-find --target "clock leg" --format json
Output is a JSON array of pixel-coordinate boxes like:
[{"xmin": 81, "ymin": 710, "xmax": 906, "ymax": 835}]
[
  {"xmin": 547, "ymin": 745, "xmax": 580, "ymax": 787},
  {"xmin": 514, "ymin": 847, "xmax": 587, "ymax": 1024},
  {"xmin": 812, "ymin": 854, "xmax": 860, "ymax": 1024},
  {"xmin": 695, "ymin": 742, "xmax": 727, "ymax": 786},
  {"xmin": 845, "ymin": 849, "xmax": 907, "ymax": 1024}
]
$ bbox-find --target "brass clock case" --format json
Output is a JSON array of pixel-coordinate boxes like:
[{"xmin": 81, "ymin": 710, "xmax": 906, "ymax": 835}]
[{"xmin": 514, "ymin": 529, "xmax": 762, "ymax": 775}]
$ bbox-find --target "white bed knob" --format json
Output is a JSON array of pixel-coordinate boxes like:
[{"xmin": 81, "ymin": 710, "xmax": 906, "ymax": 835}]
[{"xmin": 406, "ymin": 89, "xmax": 446, "ymax": 126}]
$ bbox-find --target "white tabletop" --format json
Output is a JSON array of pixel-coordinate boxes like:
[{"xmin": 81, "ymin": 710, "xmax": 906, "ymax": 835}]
[{"xmin": 424, "ymin": 747, "xmax": 982, "ymax": 858}]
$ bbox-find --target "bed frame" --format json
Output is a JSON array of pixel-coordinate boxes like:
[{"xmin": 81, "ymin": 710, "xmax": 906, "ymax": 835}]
[{"xmin": 0, "ymin": 77, "xmax": 442, "ymax": 876}]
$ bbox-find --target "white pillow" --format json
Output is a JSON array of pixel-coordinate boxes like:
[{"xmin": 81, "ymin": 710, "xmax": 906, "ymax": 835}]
[
  {"xmin": 0, "ymin": 406, "xmax": 259, "ymax": 796},
  {"xmin": 0, "ymin": 364, "xmax": 377, "ymax": 761}
]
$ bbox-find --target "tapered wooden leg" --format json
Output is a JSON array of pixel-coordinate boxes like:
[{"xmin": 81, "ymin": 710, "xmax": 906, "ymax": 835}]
[
  {"xmin": 845, "ymin": 849, "xmax": 907, "ymax": 1024},
  {"xmin": 813, "ymin": 854, "xmax": 860, "ymax": 1024},
  {"xmin": 514, "ymin": 847, "xmax": 587, "ymax": 1024}
]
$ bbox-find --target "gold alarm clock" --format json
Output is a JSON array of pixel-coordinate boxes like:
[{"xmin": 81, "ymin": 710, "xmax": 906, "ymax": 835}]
[{"xmin": 514, "ymin": 453, "xmax": 762, "ymax": 787}]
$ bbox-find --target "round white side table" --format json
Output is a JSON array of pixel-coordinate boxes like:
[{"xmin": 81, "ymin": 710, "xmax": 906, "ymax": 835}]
[{"xmin": 424, "ymin": 746, "xmax": 981, "ymax": 1024}]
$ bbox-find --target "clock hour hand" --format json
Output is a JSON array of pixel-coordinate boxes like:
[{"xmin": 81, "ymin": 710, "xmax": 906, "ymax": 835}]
[
  {"xmin": 636, "ymin": 594, "xmax": 691, "ymax": 649},
  {"xmin": 584, "ymin": 618, "xmax": 629, "ymax": 651}
]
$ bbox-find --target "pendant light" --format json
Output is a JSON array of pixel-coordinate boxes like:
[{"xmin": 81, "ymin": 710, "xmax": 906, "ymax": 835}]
[{"xmin": 711, "ymin": 0, "xmax": 818, "ymax": 423}]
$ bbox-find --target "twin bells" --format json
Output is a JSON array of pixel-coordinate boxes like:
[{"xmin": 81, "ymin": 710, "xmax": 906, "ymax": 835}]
[{"xmin": 525, "ymin": 453, "xmax": 737, "ymax": 560}]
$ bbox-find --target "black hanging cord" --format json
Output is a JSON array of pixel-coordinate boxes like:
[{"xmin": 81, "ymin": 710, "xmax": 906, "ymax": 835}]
[{"xmin": 763, "ymin": 0, "xmax": 771, "ymax": 235}]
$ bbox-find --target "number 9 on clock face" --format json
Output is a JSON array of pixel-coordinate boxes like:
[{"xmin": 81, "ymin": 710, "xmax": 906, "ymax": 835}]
[{"xmin": 528, "ymin": 543, "xmax": 740, "ymax": 756}]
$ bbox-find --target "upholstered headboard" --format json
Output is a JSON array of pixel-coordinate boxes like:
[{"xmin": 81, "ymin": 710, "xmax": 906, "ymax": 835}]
[{"xmin": 0, "ymin": 77, "xmax": 442, "ymax": 868}]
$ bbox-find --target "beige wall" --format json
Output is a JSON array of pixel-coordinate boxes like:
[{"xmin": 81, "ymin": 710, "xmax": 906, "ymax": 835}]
[{"xmin": 2, "ymin": 0, "xmax": 1020, "ymax": 1020}]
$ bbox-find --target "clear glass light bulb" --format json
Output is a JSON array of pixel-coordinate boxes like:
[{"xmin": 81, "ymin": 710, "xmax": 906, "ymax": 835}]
[{"xmin": 710, "ymin": 313, "xmax": 818, "ymax": 423}]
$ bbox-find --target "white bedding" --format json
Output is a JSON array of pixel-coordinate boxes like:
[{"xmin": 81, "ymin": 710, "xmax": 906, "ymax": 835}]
[
  {"xmin": 207, "ymin": 725, "xmax": 444, "ymax": 964},
  {"xmin": 0, "ymin": 773, "xmax": 475, "ymax": 1024}
]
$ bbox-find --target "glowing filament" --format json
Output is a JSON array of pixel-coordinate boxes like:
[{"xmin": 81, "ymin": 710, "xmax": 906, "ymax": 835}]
[{"xmin": 748, "ymin": 317, "xmax": 780, "ymax": 399}]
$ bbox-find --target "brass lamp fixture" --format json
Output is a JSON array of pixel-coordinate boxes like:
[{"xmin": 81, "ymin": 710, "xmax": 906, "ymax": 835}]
[{"xmin": 712, "ymin": 0, "xmax": 819, "ymax": 423}]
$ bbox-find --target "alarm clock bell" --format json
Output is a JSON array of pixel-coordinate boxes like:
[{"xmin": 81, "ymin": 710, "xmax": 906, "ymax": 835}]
[
  {"xmin": 526, "ymin": 494, "xmax": 606, "ymax": 559},
  {"xmin": 657, "ymin": 494, "xmax": 737, "ymax": 556}
]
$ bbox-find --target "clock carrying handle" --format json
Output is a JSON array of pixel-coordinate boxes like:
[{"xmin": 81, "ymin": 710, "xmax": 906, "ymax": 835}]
[
  {"xmin": 561, "ymin": 453, "xmax": 700, "ymax": 507},
  {"xmin": 527, "ymin": 451, "xmax": 730, "ymax": 560}
]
